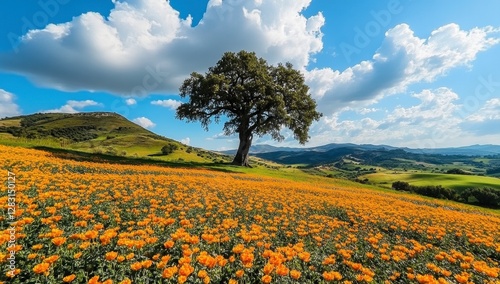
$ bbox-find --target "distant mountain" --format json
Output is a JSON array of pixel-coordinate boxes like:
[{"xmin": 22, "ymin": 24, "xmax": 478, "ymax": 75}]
[
  {"xmin": 224, "ymin": 143, "xmax": 500, "ymax": 168},
  {"xmin": 221, "ymin": 143, "xmax": 399, "ymax": 155},
  {"xmin": 222, "ymin": 143, "xmax": 500, "ymax": 157},
  {"xmin": 405, "ymin": 145, "xmax": 500, "ymax": 156}
]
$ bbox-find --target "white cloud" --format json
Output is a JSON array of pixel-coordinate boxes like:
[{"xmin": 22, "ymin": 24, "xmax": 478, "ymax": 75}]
[
  {"xmin": 180, "ymin": 137, "xmax": 190, "ymax": 145},
  {"xmin": 465, "ymin": 98, "xmax": 500, "ymax": 122},
  {"xmin": 306, "ymin": 23, "xmax": 500, "ymax": 113},
  {"xmin": 304, "ymin": 88, "xmax": 469, "ymax": 148},
  {"xmin": 125, "ymin": 98, "xmax": 137, "ymax": 105},
  {"xmin": 460, "ymin": 98, "xmax": 500, "ymax": 136},
  {"xmin": 356, "ymin": 108, "xmax": 378, "ymax": 115},
  {"xmin": 0, "ymin": 89, "xmax": 21, "ymax": 118},
  {"xmin": 0, "ymin": 0, "xmax": 324, "ymax": 95},
  {"xmin": 151, "ymin": 99, "xmax": 182, "ymax": 110},
  {"xmin": 133, "ymin": 116, "xmax": 156, "ymax": 128},
  {"xmin": 44, "ymin": 100, "xmax": 102, "ymax": 113}
]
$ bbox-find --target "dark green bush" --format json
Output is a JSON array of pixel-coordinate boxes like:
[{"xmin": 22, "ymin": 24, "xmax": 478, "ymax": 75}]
[
  {"xmin": 446, "ymin": 168, "xmax": 470, "ymax": 175},
  {"xmin": 161, "ymin": 143, "xmax": 179, "ymax": 155},
  {"xmin": 392, "ymin": 181, "xmax": 411, "ymax": 191},
  {"xmin": 392, "ymin": 181, "xmax": 458, "ymax": 200},
  {"xmin": 461, "ymin": 187, "xmax": 500, "ymax": 207}
]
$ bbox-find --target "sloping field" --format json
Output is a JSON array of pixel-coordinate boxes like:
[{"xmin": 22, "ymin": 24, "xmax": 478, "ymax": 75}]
[
  {"xmin": 1, "ymin": 145, "xmax": 499, "ymax": 283},
  {"xmin": 361, "ymin": 172, "xmax": 500, "ymax": 192}
]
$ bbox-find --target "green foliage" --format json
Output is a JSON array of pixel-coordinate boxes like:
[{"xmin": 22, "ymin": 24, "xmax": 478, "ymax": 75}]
[
  {"xmin": 446, "ymin": 168, "xmax": 471, "ymax": 175},
  {"xmin": 392, "ymin": 180, "xmax": 500, "ymax": 208},
  {"xmin": 486, "ymin": 167, "xmax": 500, "ymax": 175},
  {"xmin": 177, "ymin": 50, "xmax": 321, "ymax": 143},
  {"xmin": 412, "ymin": 185, "xmax": 457, "ymax": 200},
  {"xmin": 392, "ymin": 181, "xmax": 458, "ymax": 200},
  {"xmin": 105, "ymin": 147, "xmax": 118, "ymax": 156},
  {"xmin": 461, "ymin": 187, "xmax": 500, "ymax": 207},
  {"xmin": 161, "ymin": 143, "xmax": 179, "ymax": 155},
  {"xmin": 20, "ymin": 113, "xmax": 64, "ymax": 127},
  {"xmin": 176, "ymin": 50, "xmax": 322, "ymax": 166},
  {"xmin": 392, "ymin": 181, "xmax": 411, "ymax": 191},
  {"xmin": 0, "ymin": 126, "xmax": 23, "ymax": 136},
  {"xmin": 50, "ymin": 126, "xmax": 98, "ymax": 142}
]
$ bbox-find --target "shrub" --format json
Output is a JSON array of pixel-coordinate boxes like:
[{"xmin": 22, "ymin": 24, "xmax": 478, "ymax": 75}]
[
  {"xmin": 412, "ymin": 185, "xmax": 457, "ymax": 200},
  {"xmin": 105, "ymin": 147, "xmax": 118, "ymax": 156},
  {"xmin": 161, "ymin": 143, "xmax": 179, "ymax": 155},
  {"xmin": 486, "ymin": 167, "xmax": 500, "ymax": 175},
  {"xmin": 446, "ymin": 168, "xmax": 470, "ymax": 175},
  {"xmin": 461, "ymin": 187, "xmax": 500, "ymax": 207},
  {"xmin": 392, "ymin": 181, "xmax": 458, "ymax": 201},
  {"xmin": 392, "ymin": 181, "xmax": 411, "ymax": 191},
  {"xmin": 50, "ymin": 126, "xmax": 98, "ymax": 142}
]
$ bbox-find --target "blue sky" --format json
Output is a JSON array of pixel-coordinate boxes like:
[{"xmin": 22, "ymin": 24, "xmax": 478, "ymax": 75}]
[{"xmin": 0, "ymin": 0, "xmax": 499, "ymax": 150}]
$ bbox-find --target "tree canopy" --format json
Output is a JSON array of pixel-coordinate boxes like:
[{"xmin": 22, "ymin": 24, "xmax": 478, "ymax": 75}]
[{"xmin": 176, "ymin": 50, "xmax": 322, "ymax": 166}]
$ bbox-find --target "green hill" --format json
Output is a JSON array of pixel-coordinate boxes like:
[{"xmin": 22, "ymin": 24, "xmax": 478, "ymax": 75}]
[
  {"xmin": 0, "ymin": 112, "xmax": 334, "ymax": 183},
  {"xmin": 360, "ymin": 171, "xmax": 500, "ymax": 192},
  {"xmin": 0, "ymin": 112, "xmax": 231, "ymax": 164}
]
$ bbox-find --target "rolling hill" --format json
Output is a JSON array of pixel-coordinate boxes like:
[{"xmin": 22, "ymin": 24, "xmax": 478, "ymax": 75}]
[
  {"xmin": 225, "ymin": 143, "xmax": 500, "ymax": 156},
  {"xmin": 222, "ymin": 143, "xmax": 500, "ymax": 183},
  {"xmin": 0, "ymin": 112, "xmax": 232, "ymax": 164}
]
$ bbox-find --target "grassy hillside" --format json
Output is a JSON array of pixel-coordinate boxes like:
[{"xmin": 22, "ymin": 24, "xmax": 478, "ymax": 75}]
[
  {"xmin": 254, "ymin": 146, "xmax": 500, "ymax": 177},
  {"xmin": 0, "ymin": 112, "xmax": 235, "ymax": 164},
  {"xmin": 0, "ymin": 112, "xmax": 303, "ymax": 177},
  {"xmin": 361, "ymin": 171, "xmax": 500, "ymax": 192},
  {"xmin": 1, "ymin": 112, "xmax": 498, "ymax": 195}
]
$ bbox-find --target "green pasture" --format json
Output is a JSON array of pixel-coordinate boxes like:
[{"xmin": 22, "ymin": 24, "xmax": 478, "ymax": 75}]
[{"xmin": 361, "ymin": 171, "xmax": 500, "ymax": 192}]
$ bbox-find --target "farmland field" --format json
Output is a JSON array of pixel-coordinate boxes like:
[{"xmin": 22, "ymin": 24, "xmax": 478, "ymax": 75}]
[
  {"xmin": 360, "ymin": 172, "xmax": 500, "ymax": 192},
  {"xmin": 1, "ymin": 145, "xmax": 499, "ymax": 283}
]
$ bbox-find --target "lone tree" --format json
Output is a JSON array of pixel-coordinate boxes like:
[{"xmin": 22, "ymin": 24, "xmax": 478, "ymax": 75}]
[{"xmin": 176, "ymin": 51, "xmax": 322, "ymax": 166}]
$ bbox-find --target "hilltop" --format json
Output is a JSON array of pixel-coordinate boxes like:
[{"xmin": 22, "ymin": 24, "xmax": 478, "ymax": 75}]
[{"xmin": 0, "ymin": 112, "xmax": 231, "ymax": 164}]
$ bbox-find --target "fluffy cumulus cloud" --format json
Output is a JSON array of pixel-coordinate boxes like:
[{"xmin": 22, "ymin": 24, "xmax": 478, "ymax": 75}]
[
  {"xmin": 133, "ymin": 116, "xmax": 156, "ymax": 128},
  {"xmin": 0, "ymin": 89, "xmax": 21, "ymax": 118},
  {"xmin": 461, "ymin": 98, "xmax": 500, "ymax": 135},
  {"xmin": 44, "ymin": 100, "xmax": 102, "ymax": 113},
  {"xmin": 125, "ymin": 98, "xmax": 137, "ymax": 105},
  {"xmin": 306, "ymin": 88, "xmax": 468, "ymax": 148},
  {"xmin": 151, "ymin": 99, "xmax": 182, "ymax": 110},
  {"xmin": 306, "ymin": 23, "xmax": 500, "ymax": 113},
  {"xmin": 180, "ymin": 137, "xmax": 190, "ymax": 145},
  {"xmin": 0, "ymin": 0, "xmax": 324, "ymax": 96}
]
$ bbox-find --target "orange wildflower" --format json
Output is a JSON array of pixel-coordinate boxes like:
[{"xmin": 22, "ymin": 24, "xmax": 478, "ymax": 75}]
[
  {"xmin": 33, "ymin": 263, "xmax": 50, "ymax": 274},
  {"xmin": 51, "ymin": 237, "xmax": 66, "ymax": 246},
  {"xmin": 261, "ymin": 275, "xmax": 272, "ymax": 284},
  {"xmin": 290, "ymin": 270, "xmax": 301, "ymax": 280},
  {"xmin": 63, "ymin": 274, "xmax": 76, "ymax": 283},
  {"xmin": 105, "ymin": 252, "xmax": 118, "ymax": 261}
]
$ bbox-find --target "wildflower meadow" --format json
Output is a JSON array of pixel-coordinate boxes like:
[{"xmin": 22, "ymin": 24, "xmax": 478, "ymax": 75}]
[{"xmin": 0, "ymin": 145, "xmax": 499, "ymax": 283}]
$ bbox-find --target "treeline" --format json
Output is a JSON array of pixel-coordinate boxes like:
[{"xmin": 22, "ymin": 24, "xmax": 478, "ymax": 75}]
[
  {"xmin": 391, "ymin": 181, "xmax": 500, "ymax": 208},
  {"xmin": 446, "ymin": 168, "xmax": 472, "ymax": 175},
  {"xmin": 161, "ymin": 143, "xmax": 179, "ymax": 155},
  {"xmin": 0, "ymin": 125, "xmax": 98, "ymax": 142},
  {"xmin": 392, "ymin": 181, "xmax": 457, "ymax": 200},
  {"xmin": 20, "ymin": 114, "xmax": 60, "ymax": 127},
  {"xmin": 50, "ymin": 126, "xmax": 98, "ymax": 142},
  {"xmin": 486, "ymin": 167, "xmax": 500, "ymax": 175},
  {"xmin": 0, "ymin": 126, "xmax": 22, "ymax": 136}
]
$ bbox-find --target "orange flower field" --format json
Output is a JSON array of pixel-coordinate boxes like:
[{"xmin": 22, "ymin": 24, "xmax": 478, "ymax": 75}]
[{"xmin": 0, "ymin": 145, "xmax": 499, "ymax": 283}]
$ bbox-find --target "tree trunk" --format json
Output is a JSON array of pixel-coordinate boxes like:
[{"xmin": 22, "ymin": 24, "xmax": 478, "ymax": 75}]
[{"xmin": 232, "ymin": 131, "xmax": 253, "ymax": 167}]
